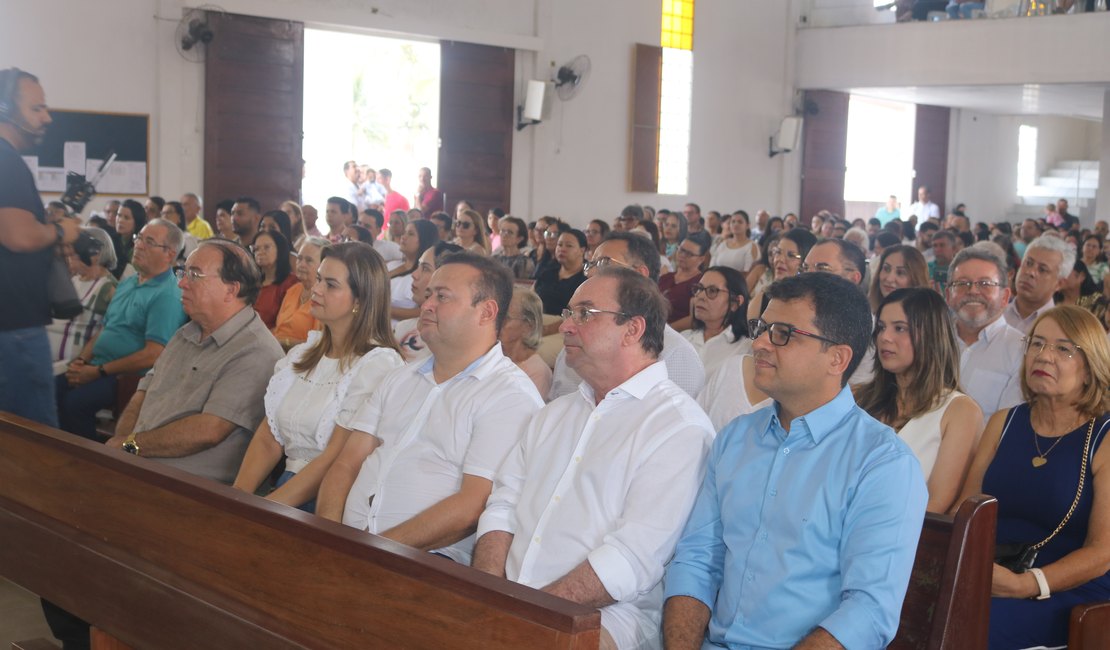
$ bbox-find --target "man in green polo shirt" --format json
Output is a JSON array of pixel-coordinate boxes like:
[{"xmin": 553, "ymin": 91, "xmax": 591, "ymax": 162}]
[{"xmin": 56, "ymin": 218, "xmax": 186, "ymax": 439}]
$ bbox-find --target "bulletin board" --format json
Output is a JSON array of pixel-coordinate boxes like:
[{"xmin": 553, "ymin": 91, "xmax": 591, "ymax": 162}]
[{"xmin": 23, "ymin": 109, "xmax": 150, "ymax": 196}]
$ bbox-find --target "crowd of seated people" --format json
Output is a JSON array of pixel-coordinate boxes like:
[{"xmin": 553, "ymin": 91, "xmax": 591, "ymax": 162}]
[{"xmin": 28, "ymin": 179, "xmax": 1110, "ymax": 650}]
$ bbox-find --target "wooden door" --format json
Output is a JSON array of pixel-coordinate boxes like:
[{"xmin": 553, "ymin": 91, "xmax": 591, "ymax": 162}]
[
  {"xmin": 204, "ymin": 12, "xmax": 304, "ymax": 216},
  {"xmin": 799, "ymin": 90, "xmax": 850, "ymax": 222},
  {"xmin": 912, "ymin": 104, "xmax": 951, "ymax": 215}
]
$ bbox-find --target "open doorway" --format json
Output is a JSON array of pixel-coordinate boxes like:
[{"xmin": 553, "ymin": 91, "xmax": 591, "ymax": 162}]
[
  {"xmin": 302, "ymin": 28, "xmax": 440, "ymax": 233},
  {"xmin": 843, "ymin": 95, "xmax": 916, "ymax": 224}
]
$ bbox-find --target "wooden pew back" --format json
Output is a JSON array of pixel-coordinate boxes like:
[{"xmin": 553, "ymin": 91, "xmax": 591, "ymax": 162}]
[
  {"xmin": 0, "ymin": 414, "xmax": 600, "ymax": 650},
  {"xmin": 891, "ymin": 495, "xmax": 997, "ymax": 650}
]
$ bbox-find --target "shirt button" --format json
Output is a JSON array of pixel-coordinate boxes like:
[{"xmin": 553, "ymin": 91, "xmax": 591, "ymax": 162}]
[
  {"xmin": 553, "ymin": 496, "xmax": 561, "ymax": 503},
  {"xmin": 770, "ymin": 489, "xmax": 777, "ymax": 497},
  {"xmin": 575, "ymin": 456, "xmax": 582, "ymax": 463},
  {"xmin": 534, "ymin": 536, "xmax": 541, "ymax": 544},
  {"xmin": 746, "ymin": 572, "xmax": 754, "ymax": 582},
  {"xmin": 783, "ymin": 447, "xmax": 790, "ymax": 455},
  {"xmin": 761, "ymin": 532, "xmax": 768, "ymax": 540}
]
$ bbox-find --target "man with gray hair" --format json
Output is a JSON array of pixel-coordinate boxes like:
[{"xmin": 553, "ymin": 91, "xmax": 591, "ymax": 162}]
[
  {"xmin": 180, "ymin": 192, "xmax": 214, "ymax": 240},
  {"xmin": 1004, "ymin": 234, "xmax": 1073, "ymax": 333},
  {"xmin": 56, "ymin": 219, "xmax": 187, "ymax": 440},
  {"xmin": 474, "ymin": 266, "xmax": 714, "ymax": 650},
  {"xmin": 106, "ymin": 238, "xmax": 283, "ymax": 484},
  {"xmin": 945, "ymin": 246, "xmax": 1024, "ymax": 417}
]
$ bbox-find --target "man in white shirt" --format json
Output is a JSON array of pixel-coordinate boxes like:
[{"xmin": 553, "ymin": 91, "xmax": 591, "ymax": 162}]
[
  {"xmin": 473, "ymin": 267, "xmax": 714, "ymax": 650},
  {"xmin": 548, "ymin": 232, "xmax": 705, "ymax": 400},
  {"xmin": 342, "ymin": 160, "xmax": 363, "ymax": 210},
  {"xmin": 317, "ymin": 253, "xmax": 543, "ymax": 562},
  {"xmin": 946, "ymin": 247, "xmax": 1024, "ymax": 418},
  {"xmin": 357, "ymin": 208, "xmax": 403, "ymax": 265},
  {"xmin": 906, "ymin": 185, "xmax": 940, "ymax": 223},
  {"xmin": 1004, "ymin": 235, "xmax": 1072, "ymax": 333}
]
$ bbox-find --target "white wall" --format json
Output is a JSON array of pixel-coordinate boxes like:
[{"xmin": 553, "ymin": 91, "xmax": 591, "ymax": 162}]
[
  {"xmin": 1, "ymin": 0, "xmax": 803, "ymax": 225},
  {"xmin": 947, "ymin": 110, "xmax": 1100, "ymax": 223},
  {"xmin": 797, "ymin": 12, "xmax": 1110, "ymax": 89}
]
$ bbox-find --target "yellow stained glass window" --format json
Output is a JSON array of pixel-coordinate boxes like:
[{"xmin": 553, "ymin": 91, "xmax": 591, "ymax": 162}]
[{"xmin": 661, "ymin": 0, "xmax": 694, "ymax": 51}]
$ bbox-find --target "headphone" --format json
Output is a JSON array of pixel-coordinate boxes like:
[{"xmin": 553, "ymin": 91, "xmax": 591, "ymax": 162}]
[{"xmin": 0, "ymin": 67, "xmax": 22, "ymax": 123}]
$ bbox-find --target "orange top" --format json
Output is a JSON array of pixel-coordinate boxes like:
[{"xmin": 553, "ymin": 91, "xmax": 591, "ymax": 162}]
[{"xmin": 271, "ymin": 282, "xmax": 318, "ymax": 345}]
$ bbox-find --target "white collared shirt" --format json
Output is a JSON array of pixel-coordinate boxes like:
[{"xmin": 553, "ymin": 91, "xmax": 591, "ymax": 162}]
[
  {"xmin": 680, "ymin": 328, "xmax": 751, "ymax": 379},
  {"xmin": 907, "ymin": 200, "xmax": 939, "ymax": 221},
  {"xmin": 958, "ymin": 316, "xmax": 1025, "ymax": 418},
  {"xmin": 1003, "ymin": 298, "xmax": 1054, "ymax": 334},
  {"xmin": 548, "ymin": 324, "xmax": 705, "ymax": 401},
  {"xmin": 373, "ymin": 238, "xmax": 403, "ymax": 264},
  {"xmin": 478, "ymin": 361, "xmax": 714, "ymax": 644},
  {"xmin": 338, "ymin": 343, "xmax": 543, "ymax": 562}
]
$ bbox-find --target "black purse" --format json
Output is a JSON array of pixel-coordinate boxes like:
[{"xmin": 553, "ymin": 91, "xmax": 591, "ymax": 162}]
[{"xmin": 994, "ymin": 417, "xmax": 1095, "ymax": 574}]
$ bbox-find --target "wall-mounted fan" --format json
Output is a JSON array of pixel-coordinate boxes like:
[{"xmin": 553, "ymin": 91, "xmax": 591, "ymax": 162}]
[
  {"xmin": 553, "ymin": 55, "xmax": 591, "ymax": 101},
  {"xmin": 175, "ymin": 6, "xmax": 222, "ymax": 63}
]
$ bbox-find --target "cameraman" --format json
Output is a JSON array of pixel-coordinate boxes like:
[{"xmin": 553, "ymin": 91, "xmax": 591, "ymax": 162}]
[{"xmin": 0, "ymin": 69, "xmax": 79, "ymax": 427}]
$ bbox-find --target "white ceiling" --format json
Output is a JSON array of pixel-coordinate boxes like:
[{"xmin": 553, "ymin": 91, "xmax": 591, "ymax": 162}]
[{"xmin": 847, "ymin": 83, "xmax": 1109, "ymax": 121}]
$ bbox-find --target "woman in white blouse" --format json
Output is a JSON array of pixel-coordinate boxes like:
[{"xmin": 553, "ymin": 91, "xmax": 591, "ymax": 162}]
[
  {"xmin": 854, "ymin": 287, "xmax": 982, "ymax": 513},
  {"xmin": 709, "ymin": 210, "xmax": 760, "ymax": 274},
  {"xmin": 682, "ymin": 266, "xmax": 752, "ymax": 378},
  {"xmin": 233, "ymin": 242, "xmax": 404, "ymax": 512}
]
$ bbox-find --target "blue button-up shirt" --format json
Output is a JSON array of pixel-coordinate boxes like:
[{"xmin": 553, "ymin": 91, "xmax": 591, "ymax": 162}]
[{"xmin": 664, "ymin": 385, "xmax": 927, "ymax": 649}]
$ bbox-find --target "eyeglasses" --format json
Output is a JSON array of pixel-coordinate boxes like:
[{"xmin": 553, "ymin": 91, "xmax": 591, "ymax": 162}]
[
  {"xmin": 676, "ymin": 247, "xmax": 702, "ymax": 258},
  {"xmin": 583, "ymin": 256, "xmax": 634, "ymax": 273},
  {"xmin": 799, "ymin": 262, "xmax": 855, "ymax": 275},
  {"xmin": 561, "ymin": 306, "xmax": 630, "ymax": 325},
  {"xmin": 133, "ymin": 234, "xmax": 171, "ymax": 251},
  {"xmin": 498, "ymin": 229, "xmax": 517, "ymax": 238},
  {"xmin": 948, "ymin": 279, "xmax": 1004, "ymax": 292},
  {"xmin": 543, "ymin": 231, "xmax": 560, "ymax": 238},
  {"xmin": 455, "ymin": 222, "xmax": 473, "ymax": 230},
  {"xmin": 748, "ymin": 318, "xmax": 842, "ymax": 347},
  {"xmin": 1024, "ymin": 335, "xmax": 1081, "ymax": 359},
  {"xmin": 174, "ymin": 268, "xmax": 209, "ymax": 282},
  {"xmin": 691, "ymin": 284, "xmax": 727, "ymax": 299},
  {"xmin": 769, "ymin": 248, "xmax": 803, "ymax": 262},
  {"xmin": 617, "ymin": 215, "xmax": 639, "ymax": 223}
]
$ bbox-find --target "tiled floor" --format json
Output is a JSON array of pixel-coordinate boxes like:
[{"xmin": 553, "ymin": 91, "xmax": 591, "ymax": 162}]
[{"xmin": 0, "ymin": 578, "xmax": 55, "ymax": 647}]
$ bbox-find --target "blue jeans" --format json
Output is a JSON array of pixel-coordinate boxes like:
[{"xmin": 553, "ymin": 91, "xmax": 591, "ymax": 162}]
[
  {"xmin": 0, "ymin": 326, "xmax": 58, "ymax": 428},
  {"xmin": 275, "ymin": 470, "xmax": 317, "ymax": 514}
]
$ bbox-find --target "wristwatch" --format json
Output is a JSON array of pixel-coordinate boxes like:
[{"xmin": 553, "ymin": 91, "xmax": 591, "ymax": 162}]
[
  {"xmin": 52, "ymin": 221, "xmax": 65, "ymax": 243},
  {"xmin": 97, "ymin": 365, "xmax": 108, "ymax": 378},
  {"xmin": 122, "ymin": 432, "xmax": 140, "ymax": 456}
]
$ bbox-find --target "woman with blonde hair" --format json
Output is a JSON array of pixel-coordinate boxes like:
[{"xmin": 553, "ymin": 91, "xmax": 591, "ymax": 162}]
[
  {"xmin": 955, "ymin": 306, "xmax": 1110, "ymax": 649},
  {"xmin": 233, "ymin": 242, "xmax": 404, "ymax": 512},
  {"xmin": 454, "ymin": 208, "xmax": 491, "ymax": 255},
  {"xmin": 499, "ymin": 286, "xmax": 552, "ymax": 396},
  {"xmin": 281, "ymin": 200, "xmax": 306, "ymax": 249},
  {"xmin": 867, "ymin": 244, "xmax": 929, "ymax": 312},
  {"xmin": 855, "ymin": 288, "xmax": 982, "ymax": 513}
]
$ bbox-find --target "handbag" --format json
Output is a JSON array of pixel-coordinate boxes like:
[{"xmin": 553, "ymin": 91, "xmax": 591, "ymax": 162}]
[{"xmin": 994, "ymin": 417, "xmax": 1095, "ymax": 573}]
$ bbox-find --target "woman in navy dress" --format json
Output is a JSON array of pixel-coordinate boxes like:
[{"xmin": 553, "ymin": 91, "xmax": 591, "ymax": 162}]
[{"xmin": 956, "ymin": 305, "xmax": 1110, "ymax": 649}]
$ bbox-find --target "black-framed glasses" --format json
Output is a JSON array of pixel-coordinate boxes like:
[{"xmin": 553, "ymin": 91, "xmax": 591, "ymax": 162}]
[
  {"xmin": 691, "ymin": 284, "xmax": 726, "ymax": 299},
  {"xmin": 561, "ymin": 306, "xmax": 630, "ymax": 325},
  {"xmin": 174, "ymin": 268, "xmax": 209, "ymax": 282},
  {"xmin": 1023, "ymin": 335, "xmax": 1081, "ymax": 359},
  {"xmin": 133, "ymin": 234, "xmax": 170, "ymax": 251},
  {"xmin": 948, "ymin": 279, "xmax": 1004, "ymax": 292},
  {"xmin": 583, "ymin": 256, "xmax": 634, "ymax": 273},
  {"xmin": 748, "ymin": 318, "xmax": 842, "ymax": 347},
  {"xmin": 455, "ymin": 221, "xmax": 473, "ymax": 230}
]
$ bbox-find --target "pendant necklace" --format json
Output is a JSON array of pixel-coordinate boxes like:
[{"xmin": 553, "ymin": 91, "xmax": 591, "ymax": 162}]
[{"xmin": 1032, "ymin": 417, "xmax": 1093, "ymax": 467}]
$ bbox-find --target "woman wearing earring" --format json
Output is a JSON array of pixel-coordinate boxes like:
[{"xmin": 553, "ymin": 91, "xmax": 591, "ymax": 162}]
[
  {"xmin": 233, "ymin": 242, "xmax": 404, "ymax": 512},
  {"xmin": 954, "ymin": 306, "xmax": 1110, "ymax": 649},
  {"xmin": 855, "ymin": 288, "xmax": 982, "ymax": 513},
  {"xmin": 272, "ymin": 236, "xmax": 330, "ymax": 350}
]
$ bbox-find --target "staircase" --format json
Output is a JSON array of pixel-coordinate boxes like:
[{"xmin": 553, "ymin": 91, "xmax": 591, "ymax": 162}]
[{"xmin": 1009, "ymin": 160, "xmax": 1099, "ymax": 224}]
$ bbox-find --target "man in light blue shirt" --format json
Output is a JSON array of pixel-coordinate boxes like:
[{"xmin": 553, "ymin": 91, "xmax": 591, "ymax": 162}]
[{"xmin": 663, "ymin": 272, "xmax": 927, "ymax": 650}]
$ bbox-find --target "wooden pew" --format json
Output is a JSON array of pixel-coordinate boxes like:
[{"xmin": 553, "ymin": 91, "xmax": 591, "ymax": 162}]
[
  {"xmin": 891, "ymin": 495, "xmax": 997, "ymax": 650},
  {"xmin": 1070, "ymin": 601, "xmax": 1110, "ymax": 650},
  {"xmin": 0, "ymin": 413, "xmax": 600, "ymax": 650}
]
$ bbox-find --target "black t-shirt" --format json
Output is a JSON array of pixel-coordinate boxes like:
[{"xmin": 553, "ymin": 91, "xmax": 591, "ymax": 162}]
[{"xmin": 0, "ymin": 137, "xmax": 52, "ymax": 330}]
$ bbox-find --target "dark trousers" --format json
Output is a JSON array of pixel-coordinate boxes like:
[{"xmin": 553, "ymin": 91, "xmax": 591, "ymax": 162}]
[
  {"xmin": 41, "ymin": 599, "xmax": 90, "ymax": 650},
  {"xmin": 55, "ymin": 373, "xmax": 117, "ymax": 441},
  {"xmin": 912, "ymin": 0, "xmax": 948, "ymax": 19}
]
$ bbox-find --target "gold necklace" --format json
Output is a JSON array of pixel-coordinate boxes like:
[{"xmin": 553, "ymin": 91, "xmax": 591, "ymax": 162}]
[{"xmin": 1032, "ymin": 417, "xmax": 1094, "ymax": 468}]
